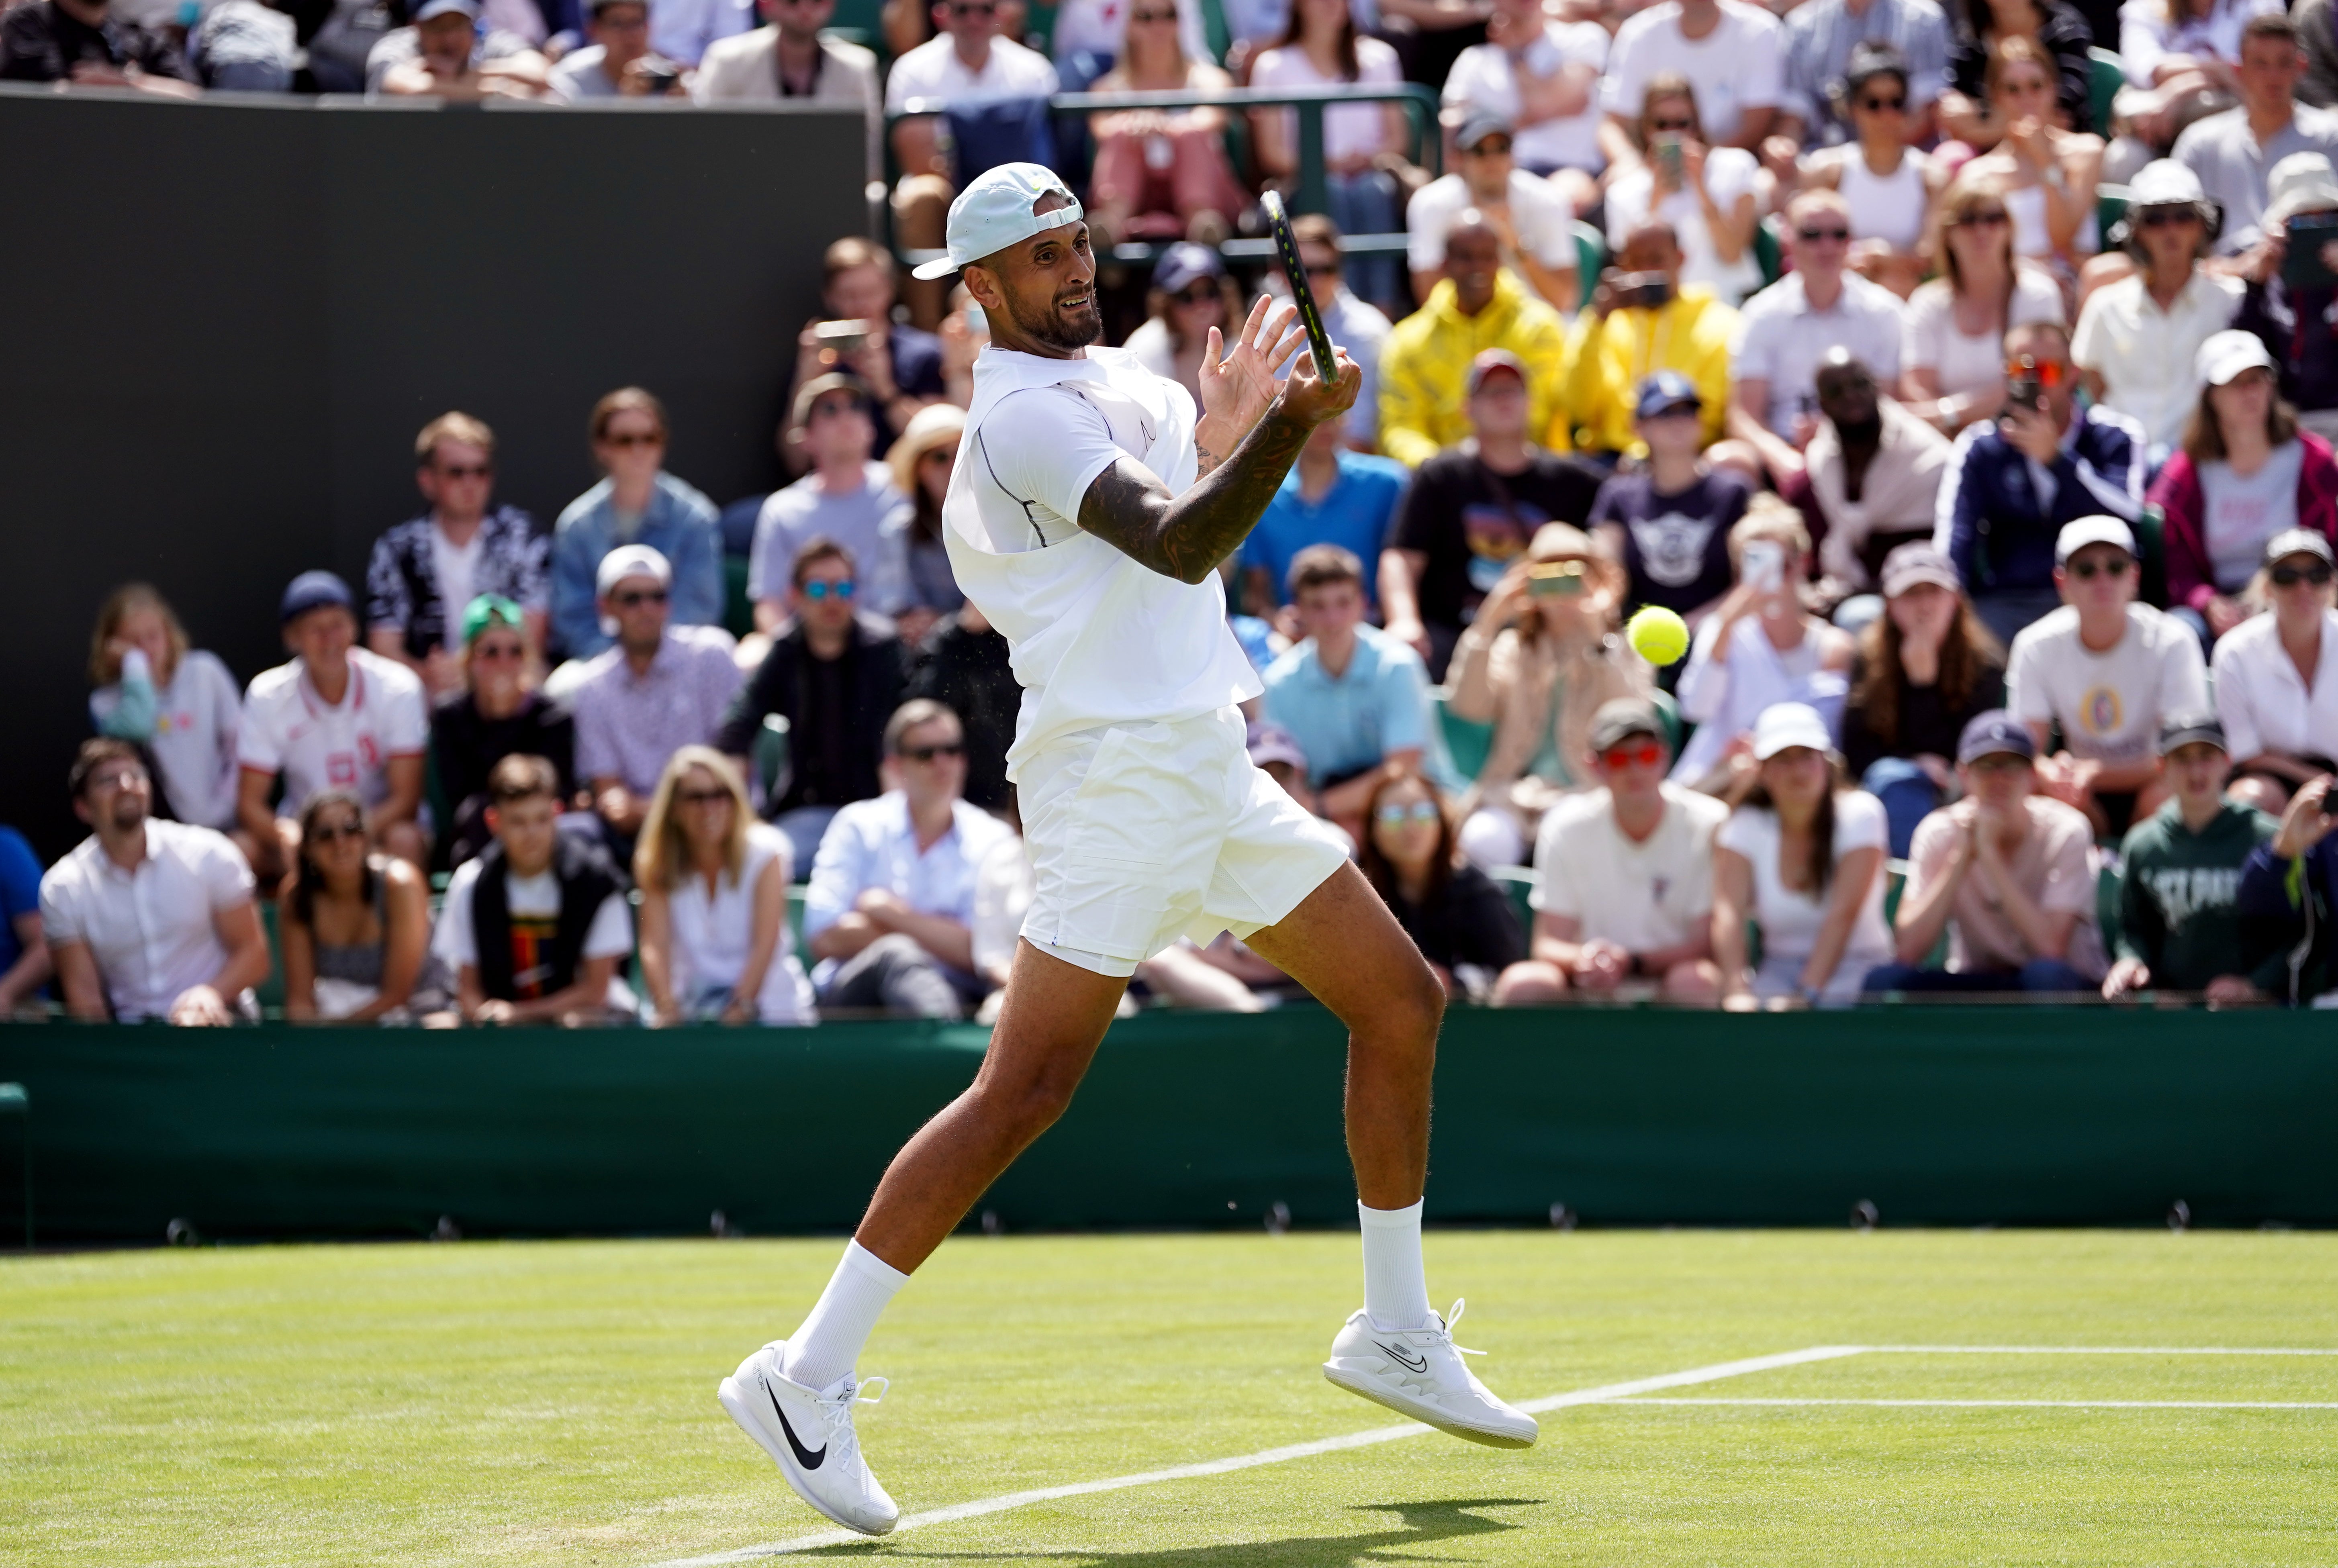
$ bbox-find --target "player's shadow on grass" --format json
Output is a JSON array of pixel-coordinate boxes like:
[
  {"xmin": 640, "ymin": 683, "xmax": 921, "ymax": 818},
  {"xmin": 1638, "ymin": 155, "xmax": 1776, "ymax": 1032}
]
[{"xmin": 800, "ymin": 1496, "xmax": 1540, "ymax": 1565}]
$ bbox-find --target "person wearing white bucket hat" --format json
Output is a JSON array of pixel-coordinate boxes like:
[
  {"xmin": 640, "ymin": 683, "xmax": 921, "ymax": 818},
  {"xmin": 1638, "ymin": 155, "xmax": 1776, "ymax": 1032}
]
[
  {"xmin": 2231, "ymin": 150, "xmax": 2338, "ymax": 442},
  {"xmin": 2149, "ymin": 328, "xmax": 2338, "ymax": 643},
  {"xmin": 714, "ymin": 164, "xmax": 1543, "ymax": 1542},
  {"xmin": 2071, "ymin": 159, "xmax": 2240, "ymax": 452}
]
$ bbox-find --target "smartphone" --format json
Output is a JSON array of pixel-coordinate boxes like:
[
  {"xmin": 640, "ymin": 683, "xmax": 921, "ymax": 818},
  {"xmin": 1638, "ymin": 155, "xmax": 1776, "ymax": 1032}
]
[
  {"xmin": 634, "ymin": 59, "xmax": 681, "ymax": 94},
  {"xmin": 1743, "ymin": 539, "xmax": 1784, "ymax": 594},
  {"xmin": 2283, "ymin": 211, "xmax": 2338, "ymax": 292},
  {"xmin": 1528, "ymin": 560, "xmax": 1587, "ymax": 597},
  {"xmin": 1616, "ymin": 270, "xmax": 1673, "ymax": 310},
  {"xmin": 1655, "ymin": 136, "xmax": 1683, "ymax": 184},
  {"xmin": 2003, "ymin": 354, "xmax": 2045, "ymax": 414},
  {"xmin": 815, "ymin": 318, "xmax": 873, "ymax": 354}
]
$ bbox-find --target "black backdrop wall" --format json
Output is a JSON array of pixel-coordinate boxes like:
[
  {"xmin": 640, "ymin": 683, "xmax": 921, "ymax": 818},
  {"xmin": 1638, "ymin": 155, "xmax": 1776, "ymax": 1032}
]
[{"xmin": 0, "ymin": 88, "xmax": 868, "ymax": 859}]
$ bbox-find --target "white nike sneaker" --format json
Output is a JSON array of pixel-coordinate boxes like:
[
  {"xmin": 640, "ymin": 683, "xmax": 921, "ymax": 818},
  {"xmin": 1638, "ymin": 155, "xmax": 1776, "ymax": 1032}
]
[
  {"xmin": 1321, "ymin": 1299, "xmax": 1539, "ymax": 1449},
  {"xmin": 717, "ymin": 1340, "xmax": 899, "ymax": 1536}
]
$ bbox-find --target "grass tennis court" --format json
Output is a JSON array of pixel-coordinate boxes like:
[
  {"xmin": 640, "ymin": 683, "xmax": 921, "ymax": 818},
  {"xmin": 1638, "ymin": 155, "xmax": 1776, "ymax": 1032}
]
[{"xmin": 5, "ymin": 1230, "xmax": 2334, "ymax": 1566}]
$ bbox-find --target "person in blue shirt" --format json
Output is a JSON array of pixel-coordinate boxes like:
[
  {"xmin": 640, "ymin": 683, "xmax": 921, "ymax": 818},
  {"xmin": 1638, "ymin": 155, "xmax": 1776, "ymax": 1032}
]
[
  {"xmin": 0, "ymin": 826, "xmax": 51, "ymax": 1014},
  {"xmin": 1261, "ymin": 545, "xmax": 1457, "ymax": 841},
  {"xmin": 1937, "ymin": 320, "xmax": 2146, "ymax": 648},
  {"xmin": 548, "ymin": 387, "xmax": 726, "ymax": 662},
  {"xmin": 1238, "ymin": 416, "xmax": 1410, "ymax": 637}
]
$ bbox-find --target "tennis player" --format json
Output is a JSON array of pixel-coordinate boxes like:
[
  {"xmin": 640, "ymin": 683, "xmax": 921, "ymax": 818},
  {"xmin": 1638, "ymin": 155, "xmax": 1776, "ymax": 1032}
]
[{"xmin": 718, "ymin": 163, "xmax": 1537, "ymax": 1537}]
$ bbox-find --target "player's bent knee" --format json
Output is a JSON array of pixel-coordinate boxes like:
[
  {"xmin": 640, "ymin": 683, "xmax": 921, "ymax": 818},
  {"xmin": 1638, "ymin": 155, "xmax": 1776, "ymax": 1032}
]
[{"xmin": 1492, "ymin": 960, "xmax": 1567, "ymax": 1007}]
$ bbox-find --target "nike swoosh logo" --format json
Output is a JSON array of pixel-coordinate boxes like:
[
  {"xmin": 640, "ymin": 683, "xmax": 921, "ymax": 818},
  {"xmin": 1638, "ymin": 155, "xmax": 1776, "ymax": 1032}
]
[
  {"xmin": 765, "ymin": 1379, "xmax": 826, "ymax": 1470},
  {"xmin": 1374, "ymin": 1341, "xmax": 1431, "ymax": 1374}
]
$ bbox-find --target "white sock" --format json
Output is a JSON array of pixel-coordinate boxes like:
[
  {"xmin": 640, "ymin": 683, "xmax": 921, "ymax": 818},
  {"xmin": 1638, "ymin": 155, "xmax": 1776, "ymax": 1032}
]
[
  {"xmin": 1358, "ymin": 1199, "xmax": 1434, "ymax": 1330},
  {"xmin": 781, "ymin": 1240, "xmax": 909, "ymax": 1392}
]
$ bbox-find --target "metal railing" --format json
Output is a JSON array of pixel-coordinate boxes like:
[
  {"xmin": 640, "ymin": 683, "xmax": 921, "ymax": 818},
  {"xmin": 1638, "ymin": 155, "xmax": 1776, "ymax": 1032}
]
[{"xmin": 886, "ymin": 82, "xmax": 1442, "ymax": 264}]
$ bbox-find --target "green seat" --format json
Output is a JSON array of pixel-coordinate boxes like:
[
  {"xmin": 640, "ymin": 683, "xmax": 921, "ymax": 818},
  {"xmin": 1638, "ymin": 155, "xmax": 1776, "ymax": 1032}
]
[
  {"xmin": 788, "ymin": 884, "xmax": 809, "ymax": 949},
  {"xmin": 1435, "ymin": 690, "xmax": 1494, "ymax": 783},
  {"xmin": 255, "ymin": 898, "xmax": 284, "ymax": 1013},
  {"xmin": 2133, "ymin": 503, "xmax": 2170, "ymax": 610},
  {"xmin": 1489, "ymin": 865, "xmax": 1535, "ymax": 930},
  {"xmin": 2097, "ymin": 857, "xmax": 2125, "ymax": 957},
  {"xmin": 723, "ymin": 555, "xmax": 754, "ymax": 641},
  {"xmin": 1197, "ymin": 0, "xmax": 1230, "ymax": 63},
  {"xmin": 1752, "ymin": 217, "xmax": 1784, "ymax": 287},
  {"xmin": 2088, "ymin": 47, "xmax": 2125, "ymax": 138},
  {"xmin": 1572, "ymin": 219, "xmax": 1606, "ymax": 310}
]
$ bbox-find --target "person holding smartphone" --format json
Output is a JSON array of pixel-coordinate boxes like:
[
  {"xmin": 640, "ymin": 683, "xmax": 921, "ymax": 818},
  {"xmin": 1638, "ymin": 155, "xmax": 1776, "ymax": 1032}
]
[
  {"xmin": 548, "ymin": 0, "xmax": 682, "ymax": 97},
  {"xmin": 2230, "ymin": 153, "xmax": 2338, "ymax": 445},
  {"xmin": 2236, "ymin": 772, "xmax": 2338, "ymax": 1002}
]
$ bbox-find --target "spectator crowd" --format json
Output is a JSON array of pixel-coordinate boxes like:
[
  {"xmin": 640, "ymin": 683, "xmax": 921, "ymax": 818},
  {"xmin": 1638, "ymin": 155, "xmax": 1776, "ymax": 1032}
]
[{"xmin": 16, "ymin": 0, "xmax": 2338, "ymax": 1022}]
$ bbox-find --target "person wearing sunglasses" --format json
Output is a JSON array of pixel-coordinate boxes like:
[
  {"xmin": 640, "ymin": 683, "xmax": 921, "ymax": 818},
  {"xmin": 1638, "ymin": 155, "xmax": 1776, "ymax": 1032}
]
[
  {"xmin": 1442, "ymin": 0, "xmax": 1608, "ymax": 219},
  {"xmin": 2070, "ymin": 161, "xmax": 2238, "ymax": 456},
  {"xmin": 1901, "ymin": 176, "xmax": 2067, "ymax": 435},
  {"xmin": 550, "ymin": 387, "xmax": 725, "ymax": 666},
  {"xmin": 1406, "ymin": 110, "xmax": 1578, "ymax": 314},
  {"xmin": 1491, "ymin": 696, "xmax": 1727, "ymax": 1007},
  {"xmin": 1939, "ymin": 318, "xmax": 2145, "ymax": 644},
  {"xmin": 278, "ymin": 788, "xmax": 431, "ymax": 1023},
  {"xmin": 634, "ymin": 747, "xmax": 815, "ymax": 1025},
  {"xmin": 718, "ymin": 538, "xmax": 911, "ymax": 876},
  {"xmin": 430, "ymin": 594, "xmax": 579, "ymax": 871},
  {"xmin": 572, "ymin": 545, "xmax": 744, "ymax": 865},
  {"xmin": 1712, "ymin": 701, "xmax": 1896, "ymax": 1009},
  {"xmin": 1122, "ymin": 243, "xmax": 1241, "ymax": 412},
  {"xmin": 801, "ymin": 699, "xmax": 1013, "ymax": 1019},
  {"xmin": 750, "ymin": 373, "xmax": 916, "ymax": 655},
  {"xmin": 2005, "ymin": 517, "xmax": 2209, "ymax": 835},
  {"xmin": 1771, "ymin": 0, "xmax": 1950, "ymax": 156},
  {"xmin": 1727, "ymin": 187, "xmax": 1908, "ymax": 487},
  {"xmin": 1083, "ymin": 0, "xmax": 1247, "ymax": 253},
  {"xmin": 1355, "ymin": 773, "xmax": 1523, "ymax": 999},
  {"xmin": 366, "ymin": 410, "xmax": 548, "ymax": 700},
  {"xmin": 2212, "ymin": 530, "xmax": 2338, "ymax": 813},
  {"xmin": 1604, "ymin": 78, "xmax": 1763, "ymax": 308},
  {"xmin": 1597, "ymin": 0, "xmax": 1784, "ymax": 163},
  {"xmin": 2151, "ymin": 331, "xmax": 2338, "ymax": 645},
  {"xmin": 1282, "ymin": 213, "xmax": 1392, "ymax": 452},
  {"xmin": 1793, "ymin": 45, "xmax": 1942, "ymax": 300},
  {"xmin": 44, "ymin": 740, "xmax": 270, "ymax": 1026},
  {"xmin": 1951, "ymin": 35, "xmax": 2104, "ymax": 265}
]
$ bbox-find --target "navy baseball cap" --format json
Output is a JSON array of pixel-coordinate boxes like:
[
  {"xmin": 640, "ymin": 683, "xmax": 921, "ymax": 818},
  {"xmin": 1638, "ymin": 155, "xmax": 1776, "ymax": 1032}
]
[
  {"xmin": 1152, "ymin": 242, "xmax": 1226, "ymax": 297},
  {"xmin": 1956, "ymin": 709, "xmax": 2036, "ymax": 766},
  {"xmin": 1635, "ymin": 371, "xmax": 1700, "ymax": 421},
  {"xmin": 280, "ymin": 570, "xmax": 354, "ymax": 625}
]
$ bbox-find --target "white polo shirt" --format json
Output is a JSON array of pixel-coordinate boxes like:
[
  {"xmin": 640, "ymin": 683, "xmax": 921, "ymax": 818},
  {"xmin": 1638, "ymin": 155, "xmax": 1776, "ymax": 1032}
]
[
  {"xmin": 1442, "ymin": 21, "xmax": 1610, "ymax": 173},
  {"xmin": 1733, "ymin": 271, "xmax": 1907, "ymax": 437},
  {"xmin": 2069, "ymin": 269, "xmax": 2242, "ymax": 450},
  {"xmin": 1406, "ymin": 169, "xmax": 1576, "ymax": 276},
  {"xmin": 238, "ymin": 648, "xmax": 429, "ymax": 817},
  {"xmin": 2211, "ymin": 607, "xmax": 2338, "ymax": 764},
  {"xmin": 40, "ymin": 821, "xmax": 255, "ymax": 1022},
  {"xmin": 1531, "ymin": 782, "xmax": 1727, "ymax": 953},
  {"xmin": 883, "ymin": 33, "xmax": 1059, "ymax": 113}
]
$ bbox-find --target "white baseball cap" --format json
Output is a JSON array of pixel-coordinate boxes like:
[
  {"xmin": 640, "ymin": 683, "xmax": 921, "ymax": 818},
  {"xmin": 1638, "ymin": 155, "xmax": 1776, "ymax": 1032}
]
[
  {"xmin": 596, "ymin": 543, "xmax": 672, "ymax": 598},
  {"xmin": 2196, "ymin": 328, "xmax": 2276, "ymax": 388},
  {"xmin": 1751, "ymin": 702, "xmax": 1834, "ymax": 762},
  {"xmin": 2055, "ymin": 516, "xmax": 2138, "ymax": 564},
  {"xmin": 912, "ymin": 162, "xmax": 1085, "ymax": 281}
]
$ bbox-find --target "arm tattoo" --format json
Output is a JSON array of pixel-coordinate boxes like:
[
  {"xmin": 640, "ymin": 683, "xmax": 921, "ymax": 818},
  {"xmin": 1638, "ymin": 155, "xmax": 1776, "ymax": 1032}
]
[{"xmin": 1076, "ymin": 405, "xmax": 1313, "ymax": 584}]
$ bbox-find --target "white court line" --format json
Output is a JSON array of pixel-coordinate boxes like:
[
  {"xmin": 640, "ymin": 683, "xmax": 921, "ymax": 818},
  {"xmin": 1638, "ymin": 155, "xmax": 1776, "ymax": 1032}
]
[
  {"xmin": 648, "ymin": 1345, "xmax": 1864, "ymax": 1566},
  {"xmin": 1617, "ymin": 1397, "xmax": 2338, "ymax": 1411},
  {"xmin": 1867, "ymin": 1345, "xmax": 2338, "ymax": 1356}
]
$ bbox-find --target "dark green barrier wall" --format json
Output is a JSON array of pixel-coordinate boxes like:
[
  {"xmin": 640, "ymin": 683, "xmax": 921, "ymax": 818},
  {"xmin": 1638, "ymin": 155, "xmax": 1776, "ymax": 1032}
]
[
  {"xmin": 0, "ymin": 88, "xmax": 867, "ymax": 862},
  {"xmin": 0, "ymin": 1005, "xmax": 2329, "ymax": 1243}
]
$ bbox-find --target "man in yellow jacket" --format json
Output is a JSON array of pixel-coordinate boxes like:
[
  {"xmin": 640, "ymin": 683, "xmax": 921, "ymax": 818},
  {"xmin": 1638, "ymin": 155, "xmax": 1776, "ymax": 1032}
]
[
  {"xmin": 1378, "ymin": 217, "xmax": 1568, "ymax": 468},
  {"xmin": 1559, "ymin": 218, "xmax": 1737, "ymax": 461}
]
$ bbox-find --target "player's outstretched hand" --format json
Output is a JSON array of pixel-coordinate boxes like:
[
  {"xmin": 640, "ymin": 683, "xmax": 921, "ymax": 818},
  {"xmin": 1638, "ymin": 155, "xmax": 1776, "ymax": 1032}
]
[
  {"xmin": 1196, "ymin": 296, "xmax": 1306, "ymax": 455},
  {"xmin": 1280, "ymin": 339, "xmax": 1362, "ymax": 429}
]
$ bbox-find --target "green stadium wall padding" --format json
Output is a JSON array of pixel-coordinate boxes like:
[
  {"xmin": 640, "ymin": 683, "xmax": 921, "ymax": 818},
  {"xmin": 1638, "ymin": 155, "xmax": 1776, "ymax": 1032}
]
[{"xmin": 0, "ymin": 1005, "xmax": 2331, "ymax": 1243}]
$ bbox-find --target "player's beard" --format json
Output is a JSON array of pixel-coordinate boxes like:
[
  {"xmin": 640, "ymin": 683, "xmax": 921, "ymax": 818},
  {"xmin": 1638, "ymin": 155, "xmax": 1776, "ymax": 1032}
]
[{"xmin": 1005, "ymin": 281, "xmax": 1103, "ymax": 354}]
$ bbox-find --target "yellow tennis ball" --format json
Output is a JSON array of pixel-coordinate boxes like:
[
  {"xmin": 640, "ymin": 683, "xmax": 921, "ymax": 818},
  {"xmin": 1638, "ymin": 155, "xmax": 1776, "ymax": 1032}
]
[{"xmin": 1627, "ymin": 606, "xmax": 1690, "ymax": 666}]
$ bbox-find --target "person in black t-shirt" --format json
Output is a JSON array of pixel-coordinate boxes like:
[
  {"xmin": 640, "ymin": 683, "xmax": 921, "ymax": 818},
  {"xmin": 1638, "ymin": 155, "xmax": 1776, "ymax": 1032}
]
[
  {"xmin": 715, "ymin": 537, "xmax": 907, "ymax": 877},
  {"xmin": 1839, "ymin": 542, "xmax": 2008, "ymax": 855},
  {"xmin": 1381, "ymin": 349, "xmax": 1604, "ymax": 681},
  {"xmin": 1356, "ymin": 770, "xmax": 1525, "ymax": 996},
  {"xmin": 903, "ymin": 600, "xmax": 1015, "ymax": 812},
  {"xmin": 0, "ymin": 0, "xmax": 195, "ymax": 90},
  {"xmin": 429, "ymin": 595, "xmax": 577, "ymax": 871},
  {"xmin": 1588, "ymin": 372, "xmax": 1749, "ymax": 623}
]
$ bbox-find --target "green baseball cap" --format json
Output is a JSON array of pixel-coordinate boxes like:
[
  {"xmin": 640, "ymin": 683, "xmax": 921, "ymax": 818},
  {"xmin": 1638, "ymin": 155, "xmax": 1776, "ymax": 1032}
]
[
  {"xmin": 460, "ymin": 593, "xmax": 523, "ymax": 647},
  {"xmin": 912, "ymin": 162, "xmax": 1084, "ymax": 281}
]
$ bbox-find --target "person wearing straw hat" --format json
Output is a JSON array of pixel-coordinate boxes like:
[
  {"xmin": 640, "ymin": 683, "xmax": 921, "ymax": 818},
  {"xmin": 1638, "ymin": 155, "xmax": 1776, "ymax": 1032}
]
[
  {"xmin": 883, "ymin": 400, "xmax": 969, "ymax": 647},
  {"xmin": 712, "ymin": 163, "xmax": 1537, "ymax": 1541}
]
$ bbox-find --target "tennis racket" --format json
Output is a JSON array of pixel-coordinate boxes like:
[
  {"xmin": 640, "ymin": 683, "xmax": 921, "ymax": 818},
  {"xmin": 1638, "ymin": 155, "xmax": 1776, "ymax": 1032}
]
[{"xmin": 1259, "ymin": 191, "xmax": 1339, "ymax": 384}]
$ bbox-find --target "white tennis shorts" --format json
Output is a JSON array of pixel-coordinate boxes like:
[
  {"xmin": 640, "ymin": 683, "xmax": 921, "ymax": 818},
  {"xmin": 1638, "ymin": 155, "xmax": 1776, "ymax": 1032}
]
[{"xmin": 1016, "ymin": 705, "xmax": 1350, "ymax": 978}]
